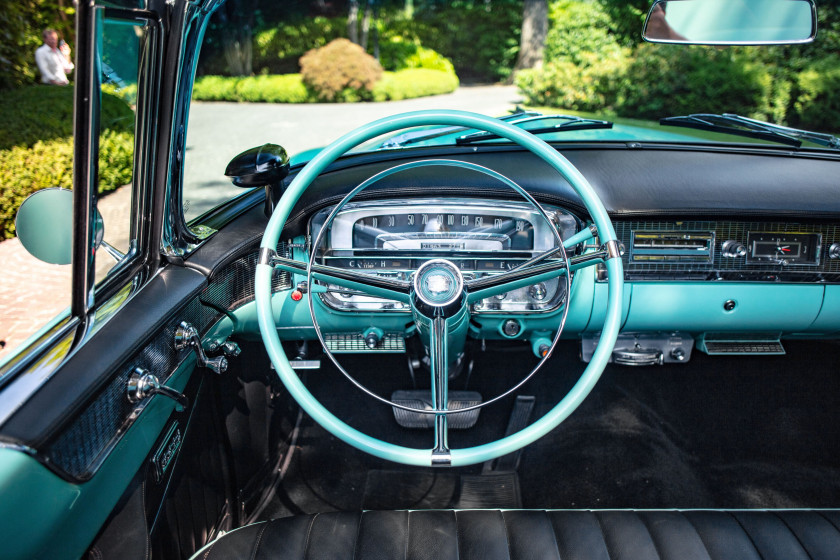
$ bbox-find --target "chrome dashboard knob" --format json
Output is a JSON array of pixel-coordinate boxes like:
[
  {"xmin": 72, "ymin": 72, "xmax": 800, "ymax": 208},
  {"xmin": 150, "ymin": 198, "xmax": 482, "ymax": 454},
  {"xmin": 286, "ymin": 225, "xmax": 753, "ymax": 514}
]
[
  {"xmin": 721, "ymin": 240, "xmax": 747, "ymax": 258},
  {"xmin": 829, "ymin": 243, "xmax": 840, "ymax": 259}
]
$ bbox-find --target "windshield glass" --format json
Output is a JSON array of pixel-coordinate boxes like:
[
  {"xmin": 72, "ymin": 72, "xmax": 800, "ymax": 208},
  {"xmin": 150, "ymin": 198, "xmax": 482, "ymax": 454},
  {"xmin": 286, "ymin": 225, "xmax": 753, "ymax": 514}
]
[{"xmin": 182, "ymin": 0, "xmax": 839, "ymax": 222}]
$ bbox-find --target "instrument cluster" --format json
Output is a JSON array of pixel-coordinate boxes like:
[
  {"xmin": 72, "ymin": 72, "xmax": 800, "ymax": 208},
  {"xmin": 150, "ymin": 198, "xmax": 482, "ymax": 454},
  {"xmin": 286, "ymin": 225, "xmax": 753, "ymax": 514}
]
[{"xmin": 309, "ymin": 198, "xmax": 581, "ymax": 314}]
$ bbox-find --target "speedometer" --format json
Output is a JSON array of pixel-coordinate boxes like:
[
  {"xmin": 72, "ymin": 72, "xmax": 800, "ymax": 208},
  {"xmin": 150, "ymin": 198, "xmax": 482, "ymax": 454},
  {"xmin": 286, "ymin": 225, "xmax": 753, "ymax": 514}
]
[{"xmin": 352, "ymin": 212, "xmax": 534, "ymax": 251}]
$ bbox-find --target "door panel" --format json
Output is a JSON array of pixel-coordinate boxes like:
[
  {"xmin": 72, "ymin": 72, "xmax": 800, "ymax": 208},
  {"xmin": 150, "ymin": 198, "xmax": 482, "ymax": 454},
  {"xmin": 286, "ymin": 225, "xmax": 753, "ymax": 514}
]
[{"xmin": 0, "ymin": 265, "xmax": 208, "ymax": 559}]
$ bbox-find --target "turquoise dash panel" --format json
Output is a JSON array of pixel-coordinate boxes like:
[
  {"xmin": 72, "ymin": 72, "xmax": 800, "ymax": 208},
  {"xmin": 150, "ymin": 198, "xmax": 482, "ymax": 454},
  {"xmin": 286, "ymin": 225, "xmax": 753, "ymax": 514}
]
[{"xmin": 623, "ymin": 283, "xmax": 823, "ymax": 333}]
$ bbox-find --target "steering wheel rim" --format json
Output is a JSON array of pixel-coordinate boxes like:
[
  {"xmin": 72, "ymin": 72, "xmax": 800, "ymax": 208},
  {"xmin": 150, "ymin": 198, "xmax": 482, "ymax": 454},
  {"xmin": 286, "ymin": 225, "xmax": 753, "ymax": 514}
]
[{"xmin": 256, "ymin": 110, "xmax": 624, "ymax": 467}]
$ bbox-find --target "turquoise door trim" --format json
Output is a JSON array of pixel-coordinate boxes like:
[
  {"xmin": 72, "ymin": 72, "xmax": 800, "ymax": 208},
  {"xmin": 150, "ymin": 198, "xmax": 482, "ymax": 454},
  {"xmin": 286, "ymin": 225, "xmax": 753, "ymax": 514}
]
[{"xmin": 0, "ymin": 358, "xmax": 194, "ymax": 559}]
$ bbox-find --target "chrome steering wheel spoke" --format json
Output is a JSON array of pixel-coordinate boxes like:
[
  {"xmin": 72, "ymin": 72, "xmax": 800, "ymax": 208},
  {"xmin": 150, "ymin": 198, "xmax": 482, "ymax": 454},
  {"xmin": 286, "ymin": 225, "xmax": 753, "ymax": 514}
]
[
  {"xmin": 273, "ymin": 255, "xmax": 411, "ymax": 303},
  {"xmin": 430, "ymin": 316, "xmax": 451, "ymax": 465}
]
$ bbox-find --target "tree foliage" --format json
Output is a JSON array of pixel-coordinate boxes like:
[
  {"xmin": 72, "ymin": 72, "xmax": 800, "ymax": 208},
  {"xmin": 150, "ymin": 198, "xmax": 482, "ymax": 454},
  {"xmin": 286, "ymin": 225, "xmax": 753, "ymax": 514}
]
[{"xmin": 0, "ymin": 0, "xmax": 75, "ymax": 91}]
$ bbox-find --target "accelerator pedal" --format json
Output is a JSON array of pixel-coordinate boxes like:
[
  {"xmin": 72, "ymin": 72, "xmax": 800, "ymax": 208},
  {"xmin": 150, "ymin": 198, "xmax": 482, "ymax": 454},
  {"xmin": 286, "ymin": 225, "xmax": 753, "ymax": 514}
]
[
  {"xmin": 391, "ymin": 390, "xmax": 482, "ymax": 429},
  {"xmin": 483, "ymin": 395, "xmax": 535, "ymax": 473}
]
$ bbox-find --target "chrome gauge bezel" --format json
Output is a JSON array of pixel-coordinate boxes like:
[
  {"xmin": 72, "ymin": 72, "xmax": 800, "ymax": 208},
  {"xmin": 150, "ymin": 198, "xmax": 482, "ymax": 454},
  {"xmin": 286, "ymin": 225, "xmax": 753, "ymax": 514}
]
[{"xmin": 308, "ymin": 198, "xmax": 581, "ymax": 315}]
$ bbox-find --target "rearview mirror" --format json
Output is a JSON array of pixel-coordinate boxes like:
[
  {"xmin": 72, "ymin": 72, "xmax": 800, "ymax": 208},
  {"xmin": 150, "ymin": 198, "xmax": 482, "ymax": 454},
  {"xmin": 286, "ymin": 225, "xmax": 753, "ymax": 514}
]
[{"xmin": 643, "ymin": 0, "xmax": 817, "ymax": 45}]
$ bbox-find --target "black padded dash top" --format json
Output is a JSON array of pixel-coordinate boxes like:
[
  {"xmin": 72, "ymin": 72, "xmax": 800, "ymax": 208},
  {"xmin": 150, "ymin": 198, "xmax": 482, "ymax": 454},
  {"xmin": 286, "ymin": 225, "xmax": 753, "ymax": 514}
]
[{"xmin": 194, "ymin": 509, "xmax": 840, "ymax": 560}]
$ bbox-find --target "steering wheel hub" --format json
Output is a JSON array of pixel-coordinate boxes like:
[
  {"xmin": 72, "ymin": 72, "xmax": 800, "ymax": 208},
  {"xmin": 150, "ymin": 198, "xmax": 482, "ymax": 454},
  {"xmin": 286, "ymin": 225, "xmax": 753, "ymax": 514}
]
[{"xmin": 412, "ymin": 259, "xmax": 464, "ymax": 313}]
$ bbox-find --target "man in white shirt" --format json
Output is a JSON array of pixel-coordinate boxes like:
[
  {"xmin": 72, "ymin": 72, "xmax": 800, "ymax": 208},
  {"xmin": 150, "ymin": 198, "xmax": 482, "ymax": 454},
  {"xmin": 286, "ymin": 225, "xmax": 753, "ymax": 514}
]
[{"xmin": 35, "ymin": 29, "xmax": 74, "ymax": 85}]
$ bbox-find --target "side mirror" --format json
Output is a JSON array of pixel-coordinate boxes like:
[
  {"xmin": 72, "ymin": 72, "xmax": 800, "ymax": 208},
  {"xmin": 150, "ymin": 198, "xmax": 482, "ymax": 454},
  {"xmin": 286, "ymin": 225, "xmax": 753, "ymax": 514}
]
[
  {"xmin": 224, "ymin": 143, "xmax": 290, "ymax": 218},
  {"xmin": 643, "ymin": 0, "xmax": 817, "ymax": 45},
  {"xmin": 16, "ymin": 187, "xmax": 120, "ymax": 265},
  {"xmin": 15, "ymin": 188, "xmax": 75, "ymax": 265}
]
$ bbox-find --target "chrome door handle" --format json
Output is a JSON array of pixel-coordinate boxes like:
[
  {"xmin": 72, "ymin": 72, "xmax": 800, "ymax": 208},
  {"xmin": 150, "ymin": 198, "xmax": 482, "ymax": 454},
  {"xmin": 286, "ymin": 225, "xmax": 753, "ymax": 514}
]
[
  {"xmin": 174, "ymin": 321, "xmax": 228, "ymax": 374},
  {"xmin": 127, "ymin": 368, "xmax": 188, "ymax": 411}
]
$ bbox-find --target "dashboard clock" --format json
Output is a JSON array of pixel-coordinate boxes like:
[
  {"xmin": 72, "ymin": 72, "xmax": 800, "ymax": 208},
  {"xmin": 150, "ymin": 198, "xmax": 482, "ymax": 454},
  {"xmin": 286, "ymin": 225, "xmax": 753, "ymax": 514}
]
[{"xmin": 746, "ymin": 232, "xmax": 821, "ymax": 265}]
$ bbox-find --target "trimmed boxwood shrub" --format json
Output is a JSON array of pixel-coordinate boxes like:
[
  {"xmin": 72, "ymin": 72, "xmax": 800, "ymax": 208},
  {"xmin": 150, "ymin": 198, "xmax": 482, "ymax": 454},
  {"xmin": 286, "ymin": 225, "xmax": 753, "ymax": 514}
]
[
  {"xmin": 299, "ymin": 38, "xmax": 383, "ymax": 102},
  {"xmin": 0, "ymin": 85, "xmax": 135, "ymax": 239},
  {"xmin": 192, "ymin": 74, "xmax": 313, "ymax": 103},
  {"xmin": 372, "ymin": 69, "xmax": 459, "ymax": 101}
]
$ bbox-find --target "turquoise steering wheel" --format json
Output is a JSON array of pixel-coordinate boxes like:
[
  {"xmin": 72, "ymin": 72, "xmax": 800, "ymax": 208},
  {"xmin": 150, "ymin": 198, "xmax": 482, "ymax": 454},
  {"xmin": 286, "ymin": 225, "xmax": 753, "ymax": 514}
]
[{"xmin": 256, "ymin": 110, "xmax": 624, "ymax": 467}]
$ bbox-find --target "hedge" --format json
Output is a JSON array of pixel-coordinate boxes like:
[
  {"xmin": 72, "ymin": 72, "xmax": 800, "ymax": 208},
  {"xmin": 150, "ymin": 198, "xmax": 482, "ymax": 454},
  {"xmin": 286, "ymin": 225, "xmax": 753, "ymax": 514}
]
[
  {"xmin": 0, "ymin": 131, "xmax": 133, "ymax": 239},
  {"xmin": 372, "ymin": 69, "xmax": 459, "ymax": 101},
  {"xmin": 192, "ymin": 69, "xmax": 458, "ymax": 104},
  {"xmin": 192, "ymin": 74, "xmax": 312, "ymax": 103},
  {"xmin": 0, "ymin": 85, "xmax": 135, "ymax": 239},
  {"xmin": 0, "ymin": 85, "xmax": 134, "ymax": 150}
]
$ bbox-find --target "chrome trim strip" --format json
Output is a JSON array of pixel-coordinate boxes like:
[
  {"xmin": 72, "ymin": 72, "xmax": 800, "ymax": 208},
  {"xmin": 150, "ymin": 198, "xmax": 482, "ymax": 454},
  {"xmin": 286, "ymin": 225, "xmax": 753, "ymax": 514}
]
[
  {"xmin": 605, "ymin": 240, "xmax": 623, "ymax": 260},
  {"xmin": 258, "ymin": 247, "xmax": 278, "ymax": 266},
  {"xmin": 0, "ymin": 441, "xmax": 38, "ymax": 456}
]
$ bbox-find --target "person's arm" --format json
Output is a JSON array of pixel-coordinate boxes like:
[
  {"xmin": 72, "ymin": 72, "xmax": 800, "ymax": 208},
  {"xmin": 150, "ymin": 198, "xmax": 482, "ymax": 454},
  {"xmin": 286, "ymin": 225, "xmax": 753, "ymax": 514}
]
[{"xmin": 59, "ymin": 42, "xmax": 74, "ymax": 73}]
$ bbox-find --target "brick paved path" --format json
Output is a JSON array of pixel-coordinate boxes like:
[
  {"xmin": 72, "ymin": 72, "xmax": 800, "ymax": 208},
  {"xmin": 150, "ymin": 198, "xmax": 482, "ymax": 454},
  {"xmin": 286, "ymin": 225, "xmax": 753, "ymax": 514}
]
[{"xmin": 0, "ymin": 185, "xmax": 131, "ymax": 362}]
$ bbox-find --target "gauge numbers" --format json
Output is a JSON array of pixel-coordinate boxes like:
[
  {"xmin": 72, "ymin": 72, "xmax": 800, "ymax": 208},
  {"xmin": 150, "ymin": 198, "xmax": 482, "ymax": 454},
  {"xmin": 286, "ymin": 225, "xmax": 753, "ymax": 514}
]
[{"xmin": 353, "ymin": 212, "xmax": 534, "ymax": 250}]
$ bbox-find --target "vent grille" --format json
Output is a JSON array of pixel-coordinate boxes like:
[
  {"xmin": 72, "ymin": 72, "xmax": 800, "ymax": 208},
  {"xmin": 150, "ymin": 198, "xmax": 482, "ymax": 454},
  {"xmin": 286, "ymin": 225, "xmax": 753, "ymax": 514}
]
[
  {"xmin": 704, "ymin": 341, "xmax": 785, "ymax": 355},
  {"xmin": 325, "ymin": 333, "xmax": 405, "ymax": 353}
]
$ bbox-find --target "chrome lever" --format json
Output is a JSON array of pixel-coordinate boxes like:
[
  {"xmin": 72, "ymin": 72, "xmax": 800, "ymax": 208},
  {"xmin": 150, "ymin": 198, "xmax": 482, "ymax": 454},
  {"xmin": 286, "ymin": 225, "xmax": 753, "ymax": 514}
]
[
  {"xmin": 127, "ymin": 368, "xmax": 188, "ymax": 411},
  {"xmin": 174, "ymin": 321, "xmax": 228, "ymax": 374},
  {"xmin": 208, "ymin": 340, "xmax": 241, "ymax": 358}
]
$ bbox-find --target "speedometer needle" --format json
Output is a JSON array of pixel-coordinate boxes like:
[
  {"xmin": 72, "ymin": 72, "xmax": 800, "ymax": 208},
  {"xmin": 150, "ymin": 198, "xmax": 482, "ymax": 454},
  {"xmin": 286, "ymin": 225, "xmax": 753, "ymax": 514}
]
[{"xmin": 777, "ymin": 245, "xmax": 790, "ymax": 253}]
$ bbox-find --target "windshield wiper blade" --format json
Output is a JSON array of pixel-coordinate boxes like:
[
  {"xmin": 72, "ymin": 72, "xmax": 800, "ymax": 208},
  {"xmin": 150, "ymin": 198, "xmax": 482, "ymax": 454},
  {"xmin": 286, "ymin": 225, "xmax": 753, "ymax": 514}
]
[
  {"xmin": 660, "ymin": 113, "xmax": 840, "ymax": 150},
  {"xmin": 380, "ymin": 126, "xmax": 467, "ymax": 148},
  {"xmin": 455, "ymin": 115, "xmax": 613, "ymax": 145},
  {"xmin": 379, "ymin": 110, "xmax": 545, "ymax": 149}
]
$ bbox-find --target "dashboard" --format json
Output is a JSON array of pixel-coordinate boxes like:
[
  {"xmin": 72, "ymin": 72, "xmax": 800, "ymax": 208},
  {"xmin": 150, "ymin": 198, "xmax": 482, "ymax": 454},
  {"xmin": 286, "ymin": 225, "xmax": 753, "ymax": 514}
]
[{"xmin": 195, "ymin": 147, "xmax": 840, "ymax": 366}]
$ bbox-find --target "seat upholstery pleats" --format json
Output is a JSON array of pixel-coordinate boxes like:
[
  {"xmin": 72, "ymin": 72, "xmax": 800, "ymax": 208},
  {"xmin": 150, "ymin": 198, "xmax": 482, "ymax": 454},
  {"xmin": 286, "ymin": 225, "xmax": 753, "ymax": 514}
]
[{"xmin": 198, "ymin": 509, "xmax": 840, "ymax": 560}]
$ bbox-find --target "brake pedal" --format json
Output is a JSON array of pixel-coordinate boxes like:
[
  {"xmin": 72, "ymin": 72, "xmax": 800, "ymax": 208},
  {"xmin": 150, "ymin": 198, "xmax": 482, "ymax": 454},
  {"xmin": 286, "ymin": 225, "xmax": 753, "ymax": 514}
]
[{"xmin": 391, "ymin": 390, "xmax": 482, "ymax": 429}]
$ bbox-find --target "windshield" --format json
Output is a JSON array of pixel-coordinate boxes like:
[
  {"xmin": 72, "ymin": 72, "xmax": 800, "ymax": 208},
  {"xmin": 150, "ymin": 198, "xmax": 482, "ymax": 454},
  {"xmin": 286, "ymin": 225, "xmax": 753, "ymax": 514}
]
[{"xmin": 182, "ymin": 0, "xmax": 839, "ymax": 222}]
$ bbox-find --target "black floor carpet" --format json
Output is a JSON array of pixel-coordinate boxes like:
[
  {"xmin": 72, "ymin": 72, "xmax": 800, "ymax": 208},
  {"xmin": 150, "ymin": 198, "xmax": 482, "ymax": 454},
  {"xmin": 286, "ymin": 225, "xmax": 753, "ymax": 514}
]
[{"xmin": 260, "ymin": 339, "xmax": 840, "ymax": 518}]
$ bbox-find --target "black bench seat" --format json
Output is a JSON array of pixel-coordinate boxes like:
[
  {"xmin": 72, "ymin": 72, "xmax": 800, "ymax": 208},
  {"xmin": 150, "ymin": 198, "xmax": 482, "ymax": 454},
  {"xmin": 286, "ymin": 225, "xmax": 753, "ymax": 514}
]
[{"xmin": 194, "ymin": 509, "xmax": 840, "ymax": 560}]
